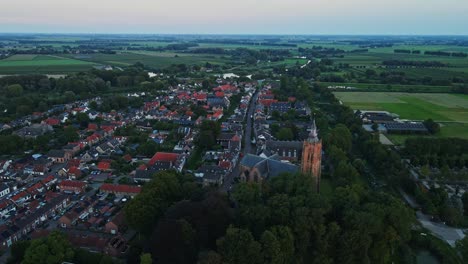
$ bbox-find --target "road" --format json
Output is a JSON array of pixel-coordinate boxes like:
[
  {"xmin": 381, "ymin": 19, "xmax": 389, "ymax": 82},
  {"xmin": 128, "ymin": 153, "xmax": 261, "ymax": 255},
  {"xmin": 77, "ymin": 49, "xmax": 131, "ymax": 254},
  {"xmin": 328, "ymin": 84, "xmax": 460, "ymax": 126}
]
[
  {"xmin": 221, "ymin": 90, "xmax": 258, "ymax": 191},
  {"xmin": 400, "ymin": 188, "xmax": 466, "ymax": 247}
]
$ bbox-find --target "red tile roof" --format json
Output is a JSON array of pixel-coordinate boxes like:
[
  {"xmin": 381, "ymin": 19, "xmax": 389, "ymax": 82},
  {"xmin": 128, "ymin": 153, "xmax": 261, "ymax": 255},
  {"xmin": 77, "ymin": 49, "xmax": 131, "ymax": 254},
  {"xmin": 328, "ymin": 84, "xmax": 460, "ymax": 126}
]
[
  {"xmin": 98, "ymin": 161, "xmax": 111, "ymax": 171},
  {"xmin": 59, "ymin": 180, "xmax": 86, "ymax": 189},
  {"xmin": 100, "ymin": 184, "xmax": 141, "ymax": 194},
  {"xmin": 193, "ymin": 93, "xmax": 207, "ymax": 101},
  {"xmin": 148, "ymin": 152, "xmax": 179, "ymax": 166},
  {"xmin": 218, "ymin": 160, "xmax": 232, "ymax": 170},
  {"xmin": 44, "ymin": 118, "xmax": 60, "ymax": 126},
  {"xmin": 88, "ymin": 123, "xmax": 98, "ymax": 131},
  {"xmin": 215, "ymin": 91, "xmax": 225, "ymax": 98},
  {"xmin": 68, "ymin": 166, "xmax": 81, "ymax": 176},
  {"xmin": 42, "ymin": 175, "xmax": 56, "ymax": 185},
  {"xmin": 123, "ymin": 154, "xmax": 132, "ymax": 162},
  {"xmin": 11, "ymin": 191, "xmax": 29, "ymax": 202}
]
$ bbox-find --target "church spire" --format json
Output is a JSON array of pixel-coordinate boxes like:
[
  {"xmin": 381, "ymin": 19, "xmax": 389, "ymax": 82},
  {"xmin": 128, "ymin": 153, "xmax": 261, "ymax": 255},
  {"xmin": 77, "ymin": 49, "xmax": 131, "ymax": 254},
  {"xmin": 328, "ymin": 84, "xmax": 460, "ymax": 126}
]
[{"xmin": 308, "ymin": 119, "xmax": 318, "ymax": 142}]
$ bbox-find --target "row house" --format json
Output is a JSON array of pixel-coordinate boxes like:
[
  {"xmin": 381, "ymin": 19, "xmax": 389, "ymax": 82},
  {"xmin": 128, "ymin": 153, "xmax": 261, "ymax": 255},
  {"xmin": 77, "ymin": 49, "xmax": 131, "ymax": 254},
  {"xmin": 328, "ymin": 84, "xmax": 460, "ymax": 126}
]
[
  {"xmin": 58, "ymin": 180, "xmax": 87, "ymax": 194},
  {"xmin": 0, "ymin": 195, "xmax": 70, "ymax": 249}
]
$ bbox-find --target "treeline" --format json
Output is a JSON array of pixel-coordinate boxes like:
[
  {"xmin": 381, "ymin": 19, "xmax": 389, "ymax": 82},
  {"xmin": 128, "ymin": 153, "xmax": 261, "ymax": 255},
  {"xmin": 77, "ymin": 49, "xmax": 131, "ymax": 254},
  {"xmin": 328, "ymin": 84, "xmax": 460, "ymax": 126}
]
[
  {"xmin": 0, "ymin": 64, "xmax": 155, "ymax": 120},
  {"xmin": 196, "ymin": 39, "xmax": 297, "ymax": 47},
  {"xmin": 394, "ymin": 49, "xmax": 468, "ymax": 57},
  {"xmin": 403, "ymin": 138, "xmax": 468, "ymax": 168},
  {"xmin": 425, "ymin": 51, "xmax": 468, "ymax": 57},
  {"xmin": 127, "ymin": 43, "xmax": 199, "ymax": 52},
  {"xmin": 382, "ymin": 60, "xmax": 447, "ymax": 67},
  {"xmin": 298, "ymin": 46, "xmax": 345, "ymax": 58}
]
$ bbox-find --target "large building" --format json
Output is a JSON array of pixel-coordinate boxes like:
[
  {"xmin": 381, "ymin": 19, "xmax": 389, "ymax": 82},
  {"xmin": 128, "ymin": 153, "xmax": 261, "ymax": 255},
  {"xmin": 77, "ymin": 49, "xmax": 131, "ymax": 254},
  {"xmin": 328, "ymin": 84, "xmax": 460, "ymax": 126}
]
[{"xmin": 301, "ymin": 120, "xmax": 322, "ymax": 193}]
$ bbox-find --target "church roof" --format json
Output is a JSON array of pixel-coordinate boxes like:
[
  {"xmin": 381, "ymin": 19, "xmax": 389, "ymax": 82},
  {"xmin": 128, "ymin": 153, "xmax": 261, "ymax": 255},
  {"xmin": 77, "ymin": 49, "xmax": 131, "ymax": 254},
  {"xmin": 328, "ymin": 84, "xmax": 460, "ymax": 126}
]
[{"xmin": 240, "ymin": 154, "xmax": 299, "ymax": 178}]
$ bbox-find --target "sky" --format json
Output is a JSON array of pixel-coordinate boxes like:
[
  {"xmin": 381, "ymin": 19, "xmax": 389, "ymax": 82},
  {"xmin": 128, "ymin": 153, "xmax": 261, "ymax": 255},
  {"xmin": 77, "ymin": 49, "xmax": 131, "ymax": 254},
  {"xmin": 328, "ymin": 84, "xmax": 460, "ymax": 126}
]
[{"xmin": 1, "ymin": 0, "xmax": 467, "ymax": 35}]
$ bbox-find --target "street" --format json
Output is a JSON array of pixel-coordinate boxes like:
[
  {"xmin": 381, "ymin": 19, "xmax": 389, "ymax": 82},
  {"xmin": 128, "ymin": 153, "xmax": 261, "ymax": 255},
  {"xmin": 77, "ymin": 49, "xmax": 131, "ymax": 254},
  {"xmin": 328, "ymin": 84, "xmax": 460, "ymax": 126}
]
[{"xmin": 221, "ymin": 90, "xmax": 258, "ymax": 191}]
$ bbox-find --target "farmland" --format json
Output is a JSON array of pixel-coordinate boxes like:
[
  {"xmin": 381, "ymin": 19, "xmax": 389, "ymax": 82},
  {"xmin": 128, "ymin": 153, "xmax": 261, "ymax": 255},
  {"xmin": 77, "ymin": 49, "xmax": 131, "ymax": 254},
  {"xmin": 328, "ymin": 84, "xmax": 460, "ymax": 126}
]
[
  {"xmin": 64, "ymin": 52, "xmax": 229, "ymax": 68},
  {"xmin": 0, "ymin": 54, "xmax": 96, "ymax": 74}
]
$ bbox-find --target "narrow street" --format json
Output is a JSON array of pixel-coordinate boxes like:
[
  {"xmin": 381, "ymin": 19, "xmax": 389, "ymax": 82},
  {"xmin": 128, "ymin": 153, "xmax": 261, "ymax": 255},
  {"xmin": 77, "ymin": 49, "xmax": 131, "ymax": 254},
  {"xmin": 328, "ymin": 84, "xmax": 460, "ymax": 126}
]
[{"xmin": 221, "ymin": 90, "xmax": 258, "ymax": 191}]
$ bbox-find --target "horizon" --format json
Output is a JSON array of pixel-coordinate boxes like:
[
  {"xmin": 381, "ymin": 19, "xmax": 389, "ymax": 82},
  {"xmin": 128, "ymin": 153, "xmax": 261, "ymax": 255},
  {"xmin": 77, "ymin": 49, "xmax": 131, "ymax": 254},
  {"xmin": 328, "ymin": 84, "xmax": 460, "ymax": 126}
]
[{"xmin": 2, "ymin": 0, "xmax": 468, "ymax": 35}]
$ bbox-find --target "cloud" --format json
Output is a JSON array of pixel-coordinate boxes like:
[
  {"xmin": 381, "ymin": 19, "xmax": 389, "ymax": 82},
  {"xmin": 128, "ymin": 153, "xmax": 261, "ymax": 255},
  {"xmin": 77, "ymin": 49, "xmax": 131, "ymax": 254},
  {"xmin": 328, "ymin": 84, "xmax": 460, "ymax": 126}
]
[{"xmin": 1, "ymin": 0, "xmax": 467, "ymax": 34}]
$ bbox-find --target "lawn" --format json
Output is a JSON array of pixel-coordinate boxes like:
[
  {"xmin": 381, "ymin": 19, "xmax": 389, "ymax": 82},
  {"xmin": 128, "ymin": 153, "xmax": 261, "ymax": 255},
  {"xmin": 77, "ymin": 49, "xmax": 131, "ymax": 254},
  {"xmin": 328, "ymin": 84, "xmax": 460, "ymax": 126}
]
[{"xmin": 0, "ymin": 54, "xmax": 97, "ymax": 74}]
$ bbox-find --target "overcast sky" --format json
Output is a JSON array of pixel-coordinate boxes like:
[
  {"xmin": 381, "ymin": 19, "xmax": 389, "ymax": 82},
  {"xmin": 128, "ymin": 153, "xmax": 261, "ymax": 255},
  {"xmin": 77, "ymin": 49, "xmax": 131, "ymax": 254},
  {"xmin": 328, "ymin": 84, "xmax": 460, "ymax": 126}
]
[{"xmin": 1, "ymin": 0, "xmax": 467, "ymax": 35}]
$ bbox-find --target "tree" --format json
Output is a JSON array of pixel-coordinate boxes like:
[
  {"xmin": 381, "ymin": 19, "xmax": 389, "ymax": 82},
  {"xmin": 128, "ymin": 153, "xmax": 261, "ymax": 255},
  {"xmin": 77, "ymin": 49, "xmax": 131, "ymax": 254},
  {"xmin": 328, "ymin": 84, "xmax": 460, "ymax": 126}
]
[
  {"xmin": 217, "ymin": 227, "xmax": 262, "ymax": 264},
  {"xmin": 276, "ymin": 128, "xmax": 294, "ymax": 141},
  {"xmin": 7, "ymin": 240, "xmax": 30, "ymax": 264},
  {"xmin": 22, "ymin": 231, "xmax": 74, "ymax": 264},
  {"xmin": 5, "ymin": 84, "xmax": 23, "ymax": 97},
  {"xmin": 198, "ymin": 251, "xmax": 222, "ymax": 264},
  {"xmin": 462, "ymin": 193, "xmax": 468, "ymax": 216},
  {"xmin": 326, "ymin": 124, "xmax": 352, "ymax": 152},
  {"xmin": 140, "ymin": 253, "xmax": 152, "ymax": 264},
  {"xmin": 423, "ymin": 119, "xmax": 440, "ymax": 134},
  {"xmin": 456, "ymin": 236, "xmax": 468, "ymax": 261},
  {"xmin": 63, "ymin": 126, "xmax": 79, "ymax": 143}
]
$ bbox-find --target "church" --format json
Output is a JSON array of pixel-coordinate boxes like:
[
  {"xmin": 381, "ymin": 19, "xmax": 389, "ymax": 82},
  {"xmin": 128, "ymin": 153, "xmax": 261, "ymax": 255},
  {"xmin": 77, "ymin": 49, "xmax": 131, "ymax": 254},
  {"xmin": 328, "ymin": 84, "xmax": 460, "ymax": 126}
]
[{"xmin": 239, "ymin": 120, "xmax": 322, "ymax": 192}]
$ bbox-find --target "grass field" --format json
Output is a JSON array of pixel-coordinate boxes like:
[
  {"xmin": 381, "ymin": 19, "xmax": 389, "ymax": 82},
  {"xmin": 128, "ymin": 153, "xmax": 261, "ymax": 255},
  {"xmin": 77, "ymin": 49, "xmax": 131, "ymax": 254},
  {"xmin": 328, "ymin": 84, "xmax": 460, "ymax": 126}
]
[{"xmin": 0, "ymin": 54, "xmax": 96, "ymax": 74}]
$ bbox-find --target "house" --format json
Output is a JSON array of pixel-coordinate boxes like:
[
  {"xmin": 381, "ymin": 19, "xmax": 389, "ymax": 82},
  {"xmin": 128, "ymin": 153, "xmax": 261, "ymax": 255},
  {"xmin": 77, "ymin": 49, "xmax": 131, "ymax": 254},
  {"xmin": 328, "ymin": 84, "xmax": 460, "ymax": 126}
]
[
  {"xmin": 88, "ymin": 123, "xmax": 99, "ymax": 131},
  {"xmin": 43, "ymin": 118, "xmax": 60, "ymax": 126},
  {"xmin": 100, "ymin": 184, "xmax": 141, "ymax": 197},
  {"xmin": 14, "ymin": 124, "xmax": 53, "ymax": 139},
  {"xmin": 41, "ymin": 175, "xmax": 57, "ymax": 189},
  {"xmin": 105, "ymin": 211, "xmax": 126, "ymax": 234},
  {"xmin": 59, "ymin": 199, "xmax": 95, "ymax": 228},
  {"xmin": 97, "ymin": 161, "xmax": 112, "ymax": 171},
  {"xmin": 47, "ymin": 150, "xmax": 72, "ymax": 163},
  {"xmin": 270, "ymin": 102, "xmax": 291, "ymax": 114},
  {"xmin": 0, "ymin": 200, "xmax": 15, "ymax": 218},
  {"xmin": 148, "ymin": 152, "xmax": 184, "ymax": 172},
  {"xmin": 0, "ymin": 195, "xmax": 70, "ymax": 249},
  {"xmin": 67, "ymin": 166, "xmax": 82, "ymax": 179},
  {"xmin": 0, "ymin": 183, "xmax": 10, "ymax": 198},
  {"xmin": 58, "ymin": 180, "xmax": 87, "ymax": 194},
  {"xmin": 10, "ymin": 191, "xmax": 32, "ymax": 205},
  {"xmin": 217, "ymin": 133, "xmax": 241, "ymax": 150},
  {"xmin": 195, "ymin": 165, "xmax": 227, "ymax": 186},
  {"xmin": 63, "ymin": 143, "xmax": 81, "ymax": 155}
]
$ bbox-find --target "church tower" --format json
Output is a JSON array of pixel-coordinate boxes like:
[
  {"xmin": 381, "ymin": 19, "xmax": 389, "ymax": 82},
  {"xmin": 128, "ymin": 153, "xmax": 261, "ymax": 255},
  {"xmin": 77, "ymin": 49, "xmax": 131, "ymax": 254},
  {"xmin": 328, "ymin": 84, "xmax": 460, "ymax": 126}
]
[{"xmin": 301, "ymin": 120, "xmax": 322, "ymax": 193}]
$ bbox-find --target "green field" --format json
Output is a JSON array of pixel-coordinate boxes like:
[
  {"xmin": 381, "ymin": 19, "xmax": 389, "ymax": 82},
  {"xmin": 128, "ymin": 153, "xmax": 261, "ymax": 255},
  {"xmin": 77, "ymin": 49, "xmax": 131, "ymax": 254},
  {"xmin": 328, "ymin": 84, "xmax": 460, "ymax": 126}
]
[
  {"xmin": 0, "ymin": 54, "xmax": 96, "ymax": 74},
  {"xmin": 66, "ymin": 52, "xmax": 228, "ymax": 68}
]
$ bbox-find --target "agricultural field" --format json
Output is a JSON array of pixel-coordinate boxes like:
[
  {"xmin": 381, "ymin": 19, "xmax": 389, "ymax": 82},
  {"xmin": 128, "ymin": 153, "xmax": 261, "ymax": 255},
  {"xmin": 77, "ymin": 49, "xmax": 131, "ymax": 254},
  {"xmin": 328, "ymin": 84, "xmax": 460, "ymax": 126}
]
[
  {"xmin": 0, "ymin": 54, "xmax": 96, "ymax": 74},
  {"xmin": 65, "ymin": 52, "xmax": 228, "ymax": 68}
]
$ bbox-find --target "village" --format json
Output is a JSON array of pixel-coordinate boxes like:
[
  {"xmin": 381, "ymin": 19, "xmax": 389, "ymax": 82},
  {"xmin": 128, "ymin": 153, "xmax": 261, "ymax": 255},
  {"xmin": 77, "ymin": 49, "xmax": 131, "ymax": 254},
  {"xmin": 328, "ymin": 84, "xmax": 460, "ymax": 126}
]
[
  {"xmin": 0, "ymin": 77, "xmax": 246, "ymax": 252},
  {"xmin": 0, "ymin": 74, "xmax": 320, "ymax": 256}
]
